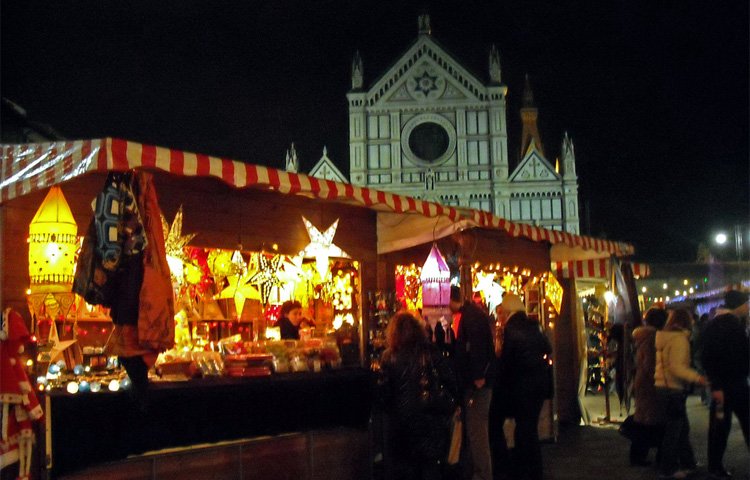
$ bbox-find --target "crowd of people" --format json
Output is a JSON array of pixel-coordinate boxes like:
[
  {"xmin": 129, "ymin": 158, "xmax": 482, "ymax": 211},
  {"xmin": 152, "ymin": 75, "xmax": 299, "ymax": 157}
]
[
  {"xmin": 376, "ymin": 285, "xmax": 552, "ymax": 480},
  {"xmin": 626, "ymin": 290, "xmax": 749, "ymax": 480},
  {"xmin": 374, "ymin": 286, "xmax": 749, "ymax": 480}
]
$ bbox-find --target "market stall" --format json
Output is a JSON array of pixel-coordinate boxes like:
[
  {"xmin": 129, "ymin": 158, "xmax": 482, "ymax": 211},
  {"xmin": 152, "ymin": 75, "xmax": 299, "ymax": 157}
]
[
  {"xmin": 550, "ymin": 255, "xmax": 650, "ymax": 425},
  {"xmin": 0, "ymin": 138, "xmax": 471, "ymax": 479}
]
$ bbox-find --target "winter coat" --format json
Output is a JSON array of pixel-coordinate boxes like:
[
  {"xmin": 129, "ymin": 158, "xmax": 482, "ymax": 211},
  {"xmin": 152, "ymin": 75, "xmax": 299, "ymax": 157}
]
[
  {"xmin": 454, "ymin": 301, "xmax": 496, "ymax": 390},
  {"xmin": 654, "ymin": 329, "xmax": 701, "ymax": 392},
  {"xmin": 701, "ymin": 311, "xmax": 749, "ymax": 392},
  {"xmin": 632, "ymin": 326, "xmax": 663, "ymax": 425},
  {"xmin": 498, "ymin": 312, "xmax": 553, "ymax": 402},
  {"xmin": 278, "ymin": 317, "xmax": 300, "ymax": 340},
  {"xmin": 378, "ymin": 343, "xmax": 458, "ymax": 460}
]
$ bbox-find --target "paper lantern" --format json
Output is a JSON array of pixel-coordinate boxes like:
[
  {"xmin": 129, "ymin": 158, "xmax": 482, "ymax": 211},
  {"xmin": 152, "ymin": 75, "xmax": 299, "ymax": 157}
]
[
  {"xmin": 420, "ymin": 244, "xmax": 452, "ymax": 331},
  {"xmin": 28, "ymin": 187, "xmax": 78, "ymax": 294},
  {"xmin": 420, "ymin": 244, "xmax": 450, "ymax": 307}
]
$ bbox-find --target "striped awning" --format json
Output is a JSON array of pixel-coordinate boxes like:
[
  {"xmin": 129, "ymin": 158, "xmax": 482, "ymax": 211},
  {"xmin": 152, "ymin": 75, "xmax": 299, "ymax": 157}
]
[
  {"xmin": 551, "ymin": 259, "xmax": 650, "ymax": 279},
  {"xmin": 1, "ymin": 138, "xmax": 635, "ymax": 257}
]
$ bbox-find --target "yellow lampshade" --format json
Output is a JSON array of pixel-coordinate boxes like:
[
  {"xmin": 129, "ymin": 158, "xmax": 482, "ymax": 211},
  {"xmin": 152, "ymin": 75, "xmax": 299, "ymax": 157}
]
[{"xmin": 28, "ymin": 186, "xmax": 78, "ymax": 293}]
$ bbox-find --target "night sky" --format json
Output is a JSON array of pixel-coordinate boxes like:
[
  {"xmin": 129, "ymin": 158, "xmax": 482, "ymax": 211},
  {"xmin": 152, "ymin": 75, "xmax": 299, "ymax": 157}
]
[{"xmin": 2, "ymin": 0, "xmax": 748, "ymax": 263}]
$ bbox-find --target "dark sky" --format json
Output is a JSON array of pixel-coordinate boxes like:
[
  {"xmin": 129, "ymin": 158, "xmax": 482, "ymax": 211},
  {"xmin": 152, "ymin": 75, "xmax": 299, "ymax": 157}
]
[{"xmin": 2, "ymin": 0, "xmax": 748, "ymax": 263}]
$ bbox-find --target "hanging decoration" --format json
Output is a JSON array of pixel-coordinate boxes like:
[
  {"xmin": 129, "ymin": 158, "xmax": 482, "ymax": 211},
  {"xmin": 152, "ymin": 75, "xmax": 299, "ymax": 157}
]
[
  {"xmin": 545, "ymin": 272, "xmax": 564, "ymax": 314},
  {"xmin": 161, "ymin": 205, "xmax": 196, "ymax": 284},
  {"xmin": 214, "ymin": 251, "xmax": 259, "ymax": 318},
  {"xmin": 474, "ymin": 271, "xmax": 505, "ymax": 314},
  {"xmin": 28, "ymin": 186, "xmax": 79, "ymax": 294},
  {"xmin": 420, "ymin": 244, "xmax": 452, "ymax": 328},
  {"xmin": 395, "ymin": 264, "xmax": 422, "ymax": 310},
  {"xmin": 298, "ymin": 216, "xmax": 350, "ymax": 279},
  {"xmin": 331, "ymin": 270, "xmax": 354, "ymax": 311},
  {"xmin": 249, "ymin": 253, "xmax": 285, "ymax": 305}
]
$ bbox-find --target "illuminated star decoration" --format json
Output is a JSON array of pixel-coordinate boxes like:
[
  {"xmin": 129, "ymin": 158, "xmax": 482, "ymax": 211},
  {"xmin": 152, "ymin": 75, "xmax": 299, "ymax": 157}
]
[
  {"xmin": 161, "ymin": 206, "xmax": 196, "ymax": 282},
  {"xmin": 414, "ymin": 71, "xmax": 438, "ymax": 96},
  {"xmin": 216, "ymin": 270, "xmax": 260, "ymax": 319},
  {"xmin": 298, "ymin": 216, "xmax": 350, "ymax": 280},
  {"xmin": 249, "ymin": 253, "xmax": 285, "ymax": 305},
  {"xmin": 44, "ymin": 320, "xmax": 77, "ymax": 366},
  {"xmin": 475, "ymin": 271, "xmax": 505, "ymax": 313}
]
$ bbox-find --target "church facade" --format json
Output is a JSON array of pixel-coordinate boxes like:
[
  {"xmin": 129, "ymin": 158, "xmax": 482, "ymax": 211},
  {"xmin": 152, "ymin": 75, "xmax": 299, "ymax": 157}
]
[{"xmin": 345, "ymin": 15, "xmax": 580, "ymax": 233}]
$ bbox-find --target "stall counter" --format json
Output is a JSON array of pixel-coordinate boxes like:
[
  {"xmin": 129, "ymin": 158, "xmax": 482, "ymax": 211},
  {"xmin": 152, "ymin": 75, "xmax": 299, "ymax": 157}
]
[{"xmin": 43, "ymin": 368, "xmax": 373, "ymax": 478}]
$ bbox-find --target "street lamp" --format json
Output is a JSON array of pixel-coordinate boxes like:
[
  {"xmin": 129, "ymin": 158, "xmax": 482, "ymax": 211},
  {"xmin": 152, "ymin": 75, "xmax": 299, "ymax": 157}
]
[{"xmin": 715, "ymin": 233, "xmax": 728, "ymax": 245}]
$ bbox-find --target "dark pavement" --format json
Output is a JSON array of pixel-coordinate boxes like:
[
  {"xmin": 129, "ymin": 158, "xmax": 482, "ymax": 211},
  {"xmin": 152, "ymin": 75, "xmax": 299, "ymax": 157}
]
[{"xmin": 542, "ymin": 395, "xmax": 749, "ymax": 480}]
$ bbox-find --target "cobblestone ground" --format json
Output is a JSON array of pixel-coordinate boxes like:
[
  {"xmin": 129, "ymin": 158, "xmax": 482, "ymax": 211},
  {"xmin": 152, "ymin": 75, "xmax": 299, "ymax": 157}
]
[{"xmin": 544, "ymin": 394, "xmax": 749, "ymax": 480}]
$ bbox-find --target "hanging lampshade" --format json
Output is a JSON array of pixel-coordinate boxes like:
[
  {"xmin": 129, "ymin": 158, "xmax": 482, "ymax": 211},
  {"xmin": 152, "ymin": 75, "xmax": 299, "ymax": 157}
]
[
  {"xmin": 420, "ymin": 243, "xmax": 451, "ymax": 307},
  {"xmin": 28, "ymin": 187, "xmax": 78, "ymax": 294}
]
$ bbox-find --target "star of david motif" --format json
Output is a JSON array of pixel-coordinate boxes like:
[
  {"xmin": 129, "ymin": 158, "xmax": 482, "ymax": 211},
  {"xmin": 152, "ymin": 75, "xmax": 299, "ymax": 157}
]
[{"xmin": 414, "ymin": 71, "xmax": 439, "ymax": 96}]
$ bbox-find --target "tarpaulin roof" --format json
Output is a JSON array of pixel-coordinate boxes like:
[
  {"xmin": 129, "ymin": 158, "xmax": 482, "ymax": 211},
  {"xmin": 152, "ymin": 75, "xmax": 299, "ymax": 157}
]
[
  {"xmin": 1, "ymin": 138, "xmax": 635, "ymax": 257},
  {"xmin": 551, "ymin": 258, "xmax": 650, "ymax": 279}
]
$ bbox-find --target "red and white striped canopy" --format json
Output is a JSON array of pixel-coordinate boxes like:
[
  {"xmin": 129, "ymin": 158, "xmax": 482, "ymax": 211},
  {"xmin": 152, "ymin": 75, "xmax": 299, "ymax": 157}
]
[
  {"xmin": 551, "ymin": 258, "xmax": 650, "ymax": 279},
  {"xmin": 1, "ymin": 138, "xmax": 635, "ymax": 257}
]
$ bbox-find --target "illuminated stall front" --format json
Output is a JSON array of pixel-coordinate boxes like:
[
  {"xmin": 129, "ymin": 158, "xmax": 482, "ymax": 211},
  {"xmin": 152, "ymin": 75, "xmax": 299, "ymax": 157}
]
[{"xmin": 0, "ymin": 138, "xmax": 467, "ymax": 479}]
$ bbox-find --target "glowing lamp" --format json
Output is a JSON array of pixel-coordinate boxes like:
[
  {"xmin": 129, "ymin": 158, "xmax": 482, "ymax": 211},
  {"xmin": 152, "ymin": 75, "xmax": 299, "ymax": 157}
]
[
  {"xmin": 420, "ymin": 244, "xmax": 451, "ymax": 332},
  {"xmin": 28, "ymin": 187, "xmax": 78, "ymax": 293},
  {"xmin": 420, "ymin": 244, "xmax": 450, "ymax": 307}
]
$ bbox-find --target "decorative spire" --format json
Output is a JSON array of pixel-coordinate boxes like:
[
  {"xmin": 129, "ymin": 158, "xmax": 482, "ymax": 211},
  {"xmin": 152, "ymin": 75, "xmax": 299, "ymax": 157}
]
[
  {"xmin": 489, "ymin": 45, "xmax": 502, "ymax": 84},
  {"xmin": 285, "ymin": 142, "xmax": 298, "ymax": 173},
  {"xmin": 522, "ymin": 73, "xmax": 535, "ymax": 108},
  {"xmin": 562, "ymin": 132, "xmax": 576, "ymax": 179},
  {"xmin": 418, "ymin": 13, "xmax": 431, "ymax": 35},
  {"xmin": 520, "ymin": 74, "xmax": 544, "ymax": 158},
  {"xmin": 351, "ymin": 50, "xmax": 363, "ymax": 90}
]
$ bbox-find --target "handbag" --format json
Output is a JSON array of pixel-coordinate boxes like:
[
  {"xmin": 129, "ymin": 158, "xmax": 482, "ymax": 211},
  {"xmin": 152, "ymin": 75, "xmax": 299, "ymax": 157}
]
[
  {"xmin": 446, "ymin": 408, "xmax": 462, "ymax": 465},
  {"xmin": 418, "ymin": 350, "xmax": 457, "ymax": 415},
  {"xmin": 618, "ymin": 414, "xmax": 637, "ymax": 440}
]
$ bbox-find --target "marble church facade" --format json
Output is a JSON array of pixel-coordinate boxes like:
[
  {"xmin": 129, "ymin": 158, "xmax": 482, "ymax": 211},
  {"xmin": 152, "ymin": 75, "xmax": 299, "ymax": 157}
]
[{"xmin": 344, "ymin": 15, "xmax": 580, "ymax": 233}]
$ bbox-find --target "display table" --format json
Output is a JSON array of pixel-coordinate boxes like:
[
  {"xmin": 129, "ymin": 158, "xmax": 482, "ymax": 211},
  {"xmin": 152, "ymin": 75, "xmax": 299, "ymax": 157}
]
[{"xmin": 44, "ymin": 368, "xmax": 373, "ymax": 478}]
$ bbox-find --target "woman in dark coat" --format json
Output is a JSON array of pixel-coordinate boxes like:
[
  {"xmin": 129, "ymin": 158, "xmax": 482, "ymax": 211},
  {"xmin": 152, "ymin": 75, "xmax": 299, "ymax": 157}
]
[
  {"xmin": 277, "ymin": 300, "xmax": 303, "ymax": 340},
  {"xmin": 378, "ymin": 311, "xmax": 458, "ymax": 480},
  {"xmin": 629, "ymin": 307, "xmax": 667, "ymax": 465}
]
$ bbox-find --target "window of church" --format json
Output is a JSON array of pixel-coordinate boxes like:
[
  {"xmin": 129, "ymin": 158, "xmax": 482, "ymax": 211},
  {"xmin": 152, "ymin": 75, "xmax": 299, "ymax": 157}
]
[
  {"xmin": 552, "ymin": 198, "xmax": 562, "ymax": 219},
  {"xmin": 368, "ymin": 115, "xmax": 390, "ymax": 139},
  {"xmin": 541, "ymin": 199, "xmax": 552, "ymax": 220},
  {"xmin": 531, "ymin": 199, "xmax": 541, "ymax": 219},
  {"xmin": 367, "ymin": 144, "xmax": 392, "ymax": 169},
  {"xmin": 408, "ymin": 122, "xmax": 449, "ymax": 162},
  {"xmin": 466, "ymin": 111, "xmax": 489, "ymax": 135},
  {"xmin": 467, "ymin": 170, "xmax": 490, "ymax": 181},
  {"xmin": 520, "ymin": 200, "xmax": 531, "ymax": 220},
  {"xmin": 467, "ymin": 141, "xmax": 490, "ymax": 165},
  {"xmin": 437, "ymin": 171, "xmax": 458, "ymax": 182}
]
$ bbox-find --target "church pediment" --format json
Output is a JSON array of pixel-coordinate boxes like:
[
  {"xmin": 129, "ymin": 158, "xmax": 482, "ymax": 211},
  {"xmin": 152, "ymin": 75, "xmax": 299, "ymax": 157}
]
[
  {"xmin": 509, "ymin": 146, "xmax": 560, "ymax": 182},
  {"xmin": 367, "ymin": 37, "xmax": 486, "ymax": 107},
  {"xmin": 309, "ymin": 148, "xmax": 348, "ymax": 183}
]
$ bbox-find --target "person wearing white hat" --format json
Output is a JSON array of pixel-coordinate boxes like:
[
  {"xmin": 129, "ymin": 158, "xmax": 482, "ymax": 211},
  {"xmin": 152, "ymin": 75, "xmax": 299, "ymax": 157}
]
[{"xmin": 495, "ymin": 293, "xmax": 552, "ymax": 480}]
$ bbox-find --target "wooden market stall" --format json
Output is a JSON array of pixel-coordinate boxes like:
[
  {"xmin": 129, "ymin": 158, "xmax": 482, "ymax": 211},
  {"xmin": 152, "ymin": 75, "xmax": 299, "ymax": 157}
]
[
  {"xmin": 1, "ymin": 137, "xmax": 642, "ymax": 478},
  {"xmin": 0, "ymin": 138, "xmax": 470, "ymax": 480}
]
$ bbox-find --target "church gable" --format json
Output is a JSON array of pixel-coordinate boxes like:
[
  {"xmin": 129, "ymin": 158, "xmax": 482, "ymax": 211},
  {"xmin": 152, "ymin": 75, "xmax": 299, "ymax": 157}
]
[
  {"xmin": 509, "ymin": 141, "xmax": 560, "ymax": 182},
  {"xmin": 309, "ymin": 148, "xmax": 348, "ymax": 183},
  {"xmin": 367, "ymin": 37, "xmax": 486, "ymax": 107}
]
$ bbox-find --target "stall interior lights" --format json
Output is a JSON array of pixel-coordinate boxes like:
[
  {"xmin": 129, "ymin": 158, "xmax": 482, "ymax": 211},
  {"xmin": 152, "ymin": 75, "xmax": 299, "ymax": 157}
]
[{"xmin": 395, "ymin": 264, "xmax": 422, "ymax": 311}]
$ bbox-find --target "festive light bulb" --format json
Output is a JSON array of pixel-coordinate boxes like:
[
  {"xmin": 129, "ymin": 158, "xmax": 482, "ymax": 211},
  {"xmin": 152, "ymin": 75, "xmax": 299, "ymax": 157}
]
[
  {"xmin": 90, "ymin": 381, "xmax": 102, "ymax": 393},
  {"xmin": 78, "ymin": 381, "xmax": 90, "ymax": 393},
  {"xmin": 108, "ymin": 380, "xmax": 120, "ymax": 392},
  {"xmin": 66, "ymin": 381, "xmax": 79, "ymax": 394}
]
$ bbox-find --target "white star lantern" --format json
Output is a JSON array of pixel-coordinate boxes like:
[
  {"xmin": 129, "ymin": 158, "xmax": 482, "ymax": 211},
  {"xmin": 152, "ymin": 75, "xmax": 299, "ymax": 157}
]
[{"xmin": 298, "ymin": 217, "xmax": 350, "ymax": 279}]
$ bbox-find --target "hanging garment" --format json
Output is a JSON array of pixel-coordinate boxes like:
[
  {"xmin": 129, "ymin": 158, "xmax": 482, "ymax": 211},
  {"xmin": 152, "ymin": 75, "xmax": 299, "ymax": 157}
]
[{"xmin": 135, "ymin": 171, "xmax": 175, "ymax": 352}]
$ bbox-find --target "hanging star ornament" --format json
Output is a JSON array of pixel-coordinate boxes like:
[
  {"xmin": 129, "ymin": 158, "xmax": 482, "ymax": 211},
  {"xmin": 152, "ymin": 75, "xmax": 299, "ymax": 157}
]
[
  {"xmin": 249, "ymin": 253, "xmax": 285, "ymax": 305},
  {"xmin": 216, "ymin": 270, "xmax": 260, "ymax": 318},
  {"xmin": 161, "ymin": 206, "xmax": 196, "ymax": 260},
  {"xmin": 298, "ymin": 216, "xmax": 350, "ymax": 279}
]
